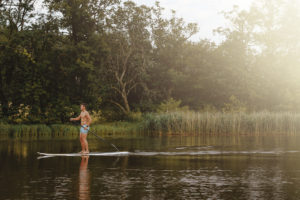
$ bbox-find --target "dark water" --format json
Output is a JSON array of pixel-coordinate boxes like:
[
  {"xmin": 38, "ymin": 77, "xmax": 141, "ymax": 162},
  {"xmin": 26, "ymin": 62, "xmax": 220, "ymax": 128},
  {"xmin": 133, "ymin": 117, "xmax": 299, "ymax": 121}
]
[{"xmin": 1, "ymin": 134, "xmax": 300, "ymax": 200}]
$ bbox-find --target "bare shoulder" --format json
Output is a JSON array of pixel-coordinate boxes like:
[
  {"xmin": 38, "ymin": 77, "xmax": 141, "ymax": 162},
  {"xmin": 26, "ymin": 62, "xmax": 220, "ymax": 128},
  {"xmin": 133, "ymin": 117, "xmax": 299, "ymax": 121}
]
[
  {"xmin": 86, "ymin": 111, "xmax": 92, "ymax": 119},
  {"xmin": 80, "ymin": 111, "xmax": 86, "ymax": 117},
  {"xmin": 83, "ymin": 111, "xmax": 90, "ymax": 116}
]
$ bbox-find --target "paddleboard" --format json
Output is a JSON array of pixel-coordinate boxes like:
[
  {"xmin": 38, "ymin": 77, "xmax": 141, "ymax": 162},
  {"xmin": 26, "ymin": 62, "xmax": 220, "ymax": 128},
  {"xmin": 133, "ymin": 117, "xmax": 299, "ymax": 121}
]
[{"xmin": 37, "ymin": 151, "xmax": 129, "ymax": 157}]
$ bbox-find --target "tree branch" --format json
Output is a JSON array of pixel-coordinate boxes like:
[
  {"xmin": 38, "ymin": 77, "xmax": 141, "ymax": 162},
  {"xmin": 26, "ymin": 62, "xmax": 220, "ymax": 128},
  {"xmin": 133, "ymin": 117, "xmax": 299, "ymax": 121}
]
[
  {"xmin": 127, "ymin": 82, "xmax": 138, "ymax": 95},
  {"xmin": 120, "ymin": 46, "xmax": 133, "ymax": 82},
  {"xmin": 110, "ymin": 100, "xmax": 127, "ymax": 114},
  {"xmin": 111, "ymin": 86, "xmax": 122, "ymax": 95}
]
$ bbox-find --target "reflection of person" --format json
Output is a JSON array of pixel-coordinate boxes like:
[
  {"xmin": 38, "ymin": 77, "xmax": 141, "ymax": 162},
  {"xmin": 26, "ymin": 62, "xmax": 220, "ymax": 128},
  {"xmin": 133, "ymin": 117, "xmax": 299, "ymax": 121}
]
[
  {"xmin": 79, "ymin": 156, "xmax": 90, "ymax": 200},
  {"xmin": 70, "ymin": 103, "xmax": 92, "ymax": 154}
]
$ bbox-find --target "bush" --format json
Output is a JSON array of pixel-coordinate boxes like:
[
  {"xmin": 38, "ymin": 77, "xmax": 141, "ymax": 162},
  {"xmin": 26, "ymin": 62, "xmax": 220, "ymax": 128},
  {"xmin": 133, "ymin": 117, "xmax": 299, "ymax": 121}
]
[{"xmin": 157, "ymin": 98, "xmax": 189, "ymax": 113}]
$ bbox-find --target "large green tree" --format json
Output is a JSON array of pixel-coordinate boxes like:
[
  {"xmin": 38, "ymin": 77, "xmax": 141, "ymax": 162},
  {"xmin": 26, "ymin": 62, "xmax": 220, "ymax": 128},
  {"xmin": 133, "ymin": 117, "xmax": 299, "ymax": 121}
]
[
  {"xmin": 0, "ymin": 0, "xmax": 37, "ymax": 119},
  {"xmin": 100, "ymin": 1, "xmax": 152, "ymax": 114}
]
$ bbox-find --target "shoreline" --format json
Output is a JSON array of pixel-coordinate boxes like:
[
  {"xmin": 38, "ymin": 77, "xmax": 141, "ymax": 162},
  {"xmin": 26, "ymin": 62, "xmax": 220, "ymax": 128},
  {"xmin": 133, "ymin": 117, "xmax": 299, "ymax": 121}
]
[{"xmin": 1, "ymin": 111, "xmax": 300, "ymax": 137}]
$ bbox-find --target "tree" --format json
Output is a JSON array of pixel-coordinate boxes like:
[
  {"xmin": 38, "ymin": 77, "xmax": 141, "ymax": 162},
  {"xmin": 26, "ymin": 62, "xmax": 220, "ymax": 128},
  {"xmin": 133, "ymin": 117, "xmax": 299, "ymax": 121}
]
[
  {"xmin": 102, "ymin": 1, "xmax": 152, "ymax": 114},
  {"xmin": 0, "ymin": 0, "xmax": 36, "ymax": 118},
  {"xmin": 148, "ymin": 2, "xmax": 198, "ymax": 105},
  {"xmin": 44, "ymin": 0, "xmax": 119, "ymax": 117}
]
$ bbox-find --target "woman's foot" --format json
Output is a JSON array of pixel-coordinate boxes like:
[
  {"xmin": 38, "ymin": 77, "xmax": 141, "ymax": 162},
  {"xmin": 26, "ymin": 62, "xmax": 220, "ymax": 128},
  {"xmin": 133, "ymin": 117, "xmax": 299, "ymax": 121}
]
[
  {"xmin": 78, "ymin": 151, "xmax": 84, "ymax": 154},
  {"xmin": 83, "ymin": 151, "xmax": 89, "ymax": 154}
]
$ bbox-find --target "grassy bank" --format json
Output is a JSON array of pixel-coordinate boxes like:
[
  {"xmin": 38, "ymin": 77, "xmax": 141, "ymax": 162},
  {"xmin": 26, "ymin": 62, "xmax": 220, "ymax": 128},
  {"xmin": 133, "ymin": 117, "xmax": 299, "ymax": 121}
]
[
  {"xmin": 0, "ymin": 122, "xmax": 140, "ymax": 138},
  {"xmin": 2, "ymin": 111, "xmax": 300, "ymax": 137},
  {"xmin": 141, "ymin": 111, "xmax": 300, "ymax": 135}
]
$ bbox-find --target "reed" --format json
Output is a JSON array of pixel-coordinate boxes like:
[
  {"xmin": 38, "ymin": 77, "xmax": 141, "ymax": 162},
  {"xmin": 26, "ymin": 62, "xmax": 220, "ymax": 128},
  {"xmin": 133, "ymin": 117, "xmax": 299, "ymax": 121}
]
[
  {"xmin": 0, "ymin": 122, "xmax": 140, "ymax": 138},
  {"xmin": 0, "ymin": 124, "xmax": 52, "ymax": 138},
  {"xmin": 91, "ymin": 122, "xmax": 140, "ymax": 136},
  {"xmin": 141, "ymin": 111, "xmax": 300, "ymax": 135},
  {"xmin": 2, "ymin": 111, "xmax": 300, "ymax": 137}
]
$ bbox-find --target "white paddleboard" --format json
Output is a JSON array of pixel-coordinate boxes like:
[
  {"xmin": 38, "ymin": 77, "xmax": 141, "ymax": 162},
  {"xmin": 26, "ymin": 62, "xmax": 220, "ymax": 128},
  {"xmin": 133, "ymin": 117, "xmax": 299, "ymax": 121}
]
[{"xmin": 37, "ymin": 151, "xmax": 129, "ymax": 157}]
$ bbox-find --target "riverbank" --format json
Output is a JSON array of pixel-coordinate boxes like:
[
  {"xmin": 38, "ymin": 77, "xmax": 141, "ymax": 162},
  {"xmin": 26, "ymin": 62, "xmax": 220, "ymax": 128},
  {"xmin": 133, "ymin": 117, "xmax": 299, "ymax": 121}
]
[
  {"xmin": 1, "ymin": 111, "xmax": 300, "ymax": 137},
  {"xmin": 0, "ymin": 122, "xmax": 140, "ymax": 138}
]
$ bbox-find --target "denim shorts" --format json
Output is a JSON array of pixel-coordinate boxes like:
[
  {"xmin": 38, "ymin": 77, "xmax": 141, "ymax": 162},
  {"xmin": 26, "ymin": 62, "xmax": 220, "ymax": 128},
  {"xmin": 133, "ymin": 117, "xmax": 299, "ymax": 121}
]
[{"xmin": 80, "ymin": 125, "xmax": 90, "ymax": 134}]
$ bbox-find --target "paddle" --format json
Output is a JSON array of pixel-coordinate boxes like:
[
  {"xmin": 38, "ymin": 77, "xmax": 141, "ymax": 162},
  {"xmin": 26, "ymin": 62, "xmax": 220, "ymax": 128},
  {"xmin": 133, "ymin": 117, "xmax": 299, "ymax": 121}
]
[{"xmin": 82, "ymin": 126, "xmax": 120, "ymax": 152}]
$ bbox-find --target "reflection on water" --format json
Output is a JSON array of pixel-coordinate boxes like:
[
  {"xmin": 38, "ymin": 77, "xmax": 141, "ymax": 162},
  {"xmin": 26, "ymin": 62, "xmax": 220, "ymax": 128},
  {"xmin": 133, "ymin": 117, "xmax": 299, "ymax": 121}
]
[
  {"xmin": 1, "ymin": 135, "xmax": 300, "ymax": 199},
  {"xmin": 6, "ymin": 140, "xmax": 29, "ymax": 159},
  {"xmin": 79, "ymin": 156, "xmax": 90, "ymax": 200}
]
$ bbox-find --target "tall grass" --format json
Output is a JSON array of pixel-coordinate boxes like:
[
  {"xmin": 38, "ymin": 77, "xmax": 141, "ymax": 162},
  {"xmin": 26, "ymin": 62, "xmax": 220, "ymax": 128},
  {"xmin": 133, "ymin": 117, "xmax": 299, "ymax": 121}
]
[
  {"xmin": 0, "ymin": 124, "xmax": 52, "ymax": 138},
  {"xmin": 141, "ymin": 111, "xmax": 300, "ymax": 135},
  {"xmin": 91, "ymin": 122, "xmax": 139, "ymax": 136},
  {"xmin": 0, "ymin": 122, "xmax": 140, "ymax": 138},
  {"xmin": 2, "ymin": 112, "xmax": 300, "ymax": 137}
]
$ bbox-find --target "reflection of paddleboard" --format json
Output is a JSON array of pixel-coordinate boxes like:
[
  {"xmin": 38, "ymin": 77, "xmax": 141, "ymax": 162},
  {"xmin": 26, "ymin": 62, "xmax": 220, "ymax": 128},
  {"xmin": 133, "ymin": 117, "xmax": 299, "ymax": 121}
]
[{"xmin": 37, "ymin": 151, "xmax": 129, "ymax": 157}]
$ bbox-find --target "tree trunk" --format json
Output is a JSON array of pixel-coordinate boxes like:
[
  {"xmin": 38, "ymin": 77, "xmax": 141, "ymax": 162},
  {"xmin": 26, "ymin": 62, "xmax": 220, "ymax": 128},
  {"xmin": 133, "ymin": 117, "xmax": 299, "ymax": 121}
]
[
  {"xmin": 121, "ymin": 89, "xmax": 130, "ymax": 113},
  {"xmin": 0, "ymin": 92, "xmax": 9, "ymax": 117}
]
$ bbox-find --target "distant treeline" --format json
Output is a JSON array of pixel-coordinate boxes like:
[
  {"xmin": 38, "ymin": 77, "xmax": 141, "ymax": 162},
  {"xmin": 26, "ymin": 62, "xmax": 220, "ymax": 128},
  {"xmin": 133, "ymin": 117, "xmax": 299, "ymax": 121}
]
[{"xmin": 1, "ymin": 0, "xmax": 300, "ymax": 123}]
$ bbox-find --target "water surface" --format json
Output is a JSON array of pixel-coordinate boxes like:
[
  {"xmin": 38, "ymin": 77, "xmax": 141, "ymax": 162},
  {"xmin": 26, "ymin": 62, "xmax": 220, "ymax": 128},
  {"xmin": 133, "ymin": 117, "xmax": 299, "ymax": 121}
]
[{"xmin": 1, "ymin": 134, "xmax": 300, "ymax": 199}]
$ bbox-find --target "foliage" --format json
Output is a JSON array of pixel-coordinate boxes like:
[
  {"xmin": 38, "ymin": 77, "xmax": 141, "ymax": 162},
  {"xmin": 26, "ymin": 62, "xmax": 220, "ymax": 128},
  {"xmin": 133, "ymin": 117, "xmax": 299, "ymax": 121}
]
[
  {"xmin": 222, "ymin": 95, "xmax": 247, "ymax": 113},
  {"xmin": 1, "ymin": 0, "xmax": 300, "ymax": 123},
  {"xmin": 126, "ymin": 111, "xmax": 143, "ymax": 122},
  {"xmin": 3, "ymin": 111, "xmax": 300, "ymax": 136},
  {"xmin": 102, "ymin": 1, "xmax": 153, "ymax": 114},
  {"xmin": 0, "ymin": 122, "xmax": 139, "ymax": 137},
  {"xmin": 157, "ymin": 98, "xmax": 189, "ymax": 113}
]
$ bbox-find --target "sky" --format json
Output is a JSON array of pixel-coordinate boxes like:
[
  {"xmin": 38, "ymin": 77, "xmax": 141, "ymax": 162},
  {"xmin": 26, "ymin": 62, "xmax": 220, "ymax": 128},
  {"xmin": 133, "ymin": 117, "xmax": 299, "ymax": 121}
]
[{"xmin": 132, "ymin": 0, "xmax": 254, "ymax": 42}]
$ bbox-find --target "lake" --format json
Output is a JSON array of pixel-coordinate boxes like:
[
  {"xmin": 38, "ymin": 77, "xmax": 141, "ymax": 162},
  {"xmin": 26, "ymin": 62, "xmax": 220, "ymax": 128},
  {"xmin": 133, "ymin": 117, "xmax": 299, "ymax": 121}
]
[{"xmin": 1, "ymin": 134, "xmax": 300, "ymax": 199}]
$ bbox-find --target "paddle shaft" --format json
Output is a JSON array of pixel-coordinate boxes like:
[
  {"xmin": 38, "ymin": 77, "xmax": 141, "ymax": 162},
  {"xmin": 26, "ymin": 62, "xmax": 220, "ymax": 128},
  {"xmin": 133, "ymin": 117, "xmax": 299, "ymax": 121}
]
[{"xmin": 82, "ymin": 126, "xmax": 119, "ymax": 152}]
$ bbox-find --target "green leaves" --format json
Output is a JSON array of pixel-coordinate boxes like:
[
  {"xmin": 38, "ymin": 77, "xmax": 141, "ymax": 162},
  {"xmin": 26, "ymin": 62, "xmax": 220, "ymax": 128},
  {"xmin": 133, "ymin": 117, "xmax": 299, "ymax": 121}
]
[{"xmin": 2, "ymin": 0, "xmax": 300, "ymax": 123}]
